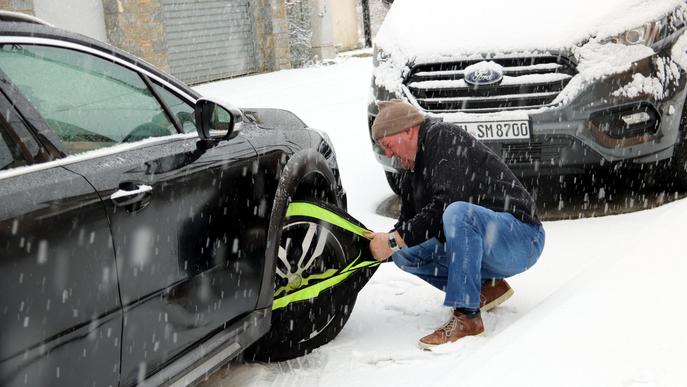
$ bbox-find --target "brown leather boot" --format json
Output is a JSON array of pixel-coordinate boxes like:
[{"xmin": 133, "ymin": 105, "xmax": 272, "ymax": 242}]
[
  {"xmin": 480, "ymin": 279, "xmax": 513, "ymax": 312},
  {"xmin": 418, "ymin": 310, "xmax": 484, "ymax": 349}
]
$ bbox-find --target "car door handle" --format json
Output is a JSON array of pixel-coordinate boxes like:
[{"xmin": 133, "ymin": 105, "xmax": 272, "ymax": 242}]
[{"xmin": 110, "ymin": 184, "xmax": 153, "ymax": 207}]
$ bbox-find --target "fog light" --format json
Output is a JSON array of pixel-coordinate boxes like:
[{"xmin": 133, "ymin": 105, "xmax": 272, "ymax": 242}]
[
  {"xmin": 621, "ymin": 112, "xmax": 651, "ymax": 125},
  {"xmin": 589, "ymin": 104, "xmax": 660, "ymax": 148}
]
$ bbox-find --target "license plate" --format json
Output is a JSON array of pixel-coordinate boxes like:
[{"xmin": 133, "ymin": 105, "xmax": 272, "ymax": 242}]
[{"xmin": 451, "ymin": 120, "xmax": 530, "ymax": 141}]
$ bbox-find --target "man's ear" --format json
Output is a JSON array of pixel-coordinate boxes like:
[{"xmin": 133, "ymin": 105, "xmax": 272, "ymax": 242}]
[{"xmin": 405, "ymin": 126, "xmax": 419, "ymax": 139}]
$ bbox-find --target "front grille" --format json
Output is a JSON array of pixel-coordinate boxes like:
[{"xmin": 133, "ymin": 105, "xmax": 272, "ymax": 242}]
[{"xmin": 405, "ymin": 56, "xmax": 576, "ymax": 113}]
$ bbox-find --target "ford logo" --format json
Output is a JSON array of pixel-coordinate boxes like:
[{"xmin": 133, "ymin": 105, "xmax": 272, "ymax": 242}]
[{"xmin": 464, "ymin": 61, "xmax": 504, "ymax": 86}]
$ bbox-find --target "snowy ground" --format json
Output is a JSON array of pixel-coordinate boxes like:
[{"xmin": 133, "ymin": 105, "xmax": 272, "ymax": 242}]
[{"xmin": 194, "ymin": 56, "xmax": 687, "ymax": 387}]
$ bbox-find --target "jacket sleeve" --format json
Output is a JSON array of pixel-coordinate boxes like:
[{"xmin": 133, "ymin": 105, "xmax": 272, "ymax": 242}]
[
  {"xmin": 396, "ymin": 126, "xmax": 466, "ymax": 246},
  {"xmin": 394, "ymin": 171, "xmax": 412, "ymax": 226}
]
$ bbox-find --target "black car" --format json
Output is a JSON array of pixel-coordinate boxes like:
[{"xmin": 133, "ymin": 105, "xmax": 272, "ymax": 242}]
[{"xmin": 0, "ymin": 13, "xmax": 355, "ymax": 387}]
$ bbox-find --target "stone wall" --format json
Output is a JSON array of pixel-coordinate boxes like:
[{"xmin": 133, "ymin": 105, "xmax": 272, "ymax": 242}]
[
  {"xmin": 101, "ymin": 0, "xmax": 170, "ymax": 72},
  {"xmin": 252, "ymin": 0, "xmax": 291, "ymax": 72},
  {"xmin": 0, "ymin": 0, "xmax": 35, "ymax": 15}
]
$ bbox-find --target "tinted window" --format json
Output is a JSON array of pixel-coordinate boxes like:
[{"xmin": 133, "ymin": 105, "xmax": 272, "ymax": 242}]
[
  {"xmin": 0, "ymin": 126, "xmax": 28, "ymax": 171},
  {"xmin": 0, "ymin": 44, "xmax": 175, "ymax": 155},
  {"xmin": 152, "ymin": 83, "xmax": 198, "ymax": 134}
]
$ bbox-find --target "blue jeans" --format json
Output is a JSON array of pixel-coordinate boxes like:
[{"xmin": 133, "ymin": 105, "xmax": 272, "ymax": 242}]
[{"xmin": 391, "ymin": 202, "xmax": 545, "ymax": 310}]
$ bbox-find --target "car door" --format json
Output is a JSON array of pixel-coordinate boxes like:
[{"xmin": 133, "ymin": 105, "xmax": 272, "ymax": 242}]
[
  {"xmin": 0, "ymin": 80, "xmax": 121, "ymax": 386},
  {"xmin": 0, "ymin": 40, "xmax": 265, "ymax": 386}
]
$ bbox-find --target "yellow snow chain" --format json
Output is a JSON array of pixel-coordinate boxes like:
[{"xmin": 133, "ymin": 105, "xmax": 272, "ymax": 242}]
[
  {"xmin": 286, "ymin": 202, "xmax": 370, "ymax": 237},
  {"xmin": 272, "ymin": 202, "xmax": 380, "ymax": 310},
  {"xmin": 272, "ymin": 253, "xmax": 380, "ymax": 310}
]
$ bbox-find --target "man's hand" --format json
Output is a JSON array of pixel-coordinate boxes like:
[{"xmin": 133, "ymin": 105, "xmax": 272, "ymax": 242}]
[
  {"xmin": 363, "ymin": 230, "xmax": 405, "ymax": 262},
  {"xmin": 363, "ymin": 231, "xmax": 392, "ymax": 261}
]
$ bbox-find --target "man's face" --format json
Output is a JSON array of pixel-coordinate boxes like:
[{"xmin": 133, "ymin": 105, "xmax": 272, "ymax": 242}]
[{"xmin": 378, "ymin": 128, "xmax": 418, "ymax": 170}]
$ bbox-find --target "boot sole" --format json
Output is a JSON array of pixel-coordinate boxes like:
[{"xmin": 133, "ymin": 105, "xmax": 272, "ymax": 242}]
[
  {"xmin": 481, "ymin": 287, "xmax": 514, "ymax": 312},
  {"xmin": 417, "ymin": 332, "xmax": 485, "ymax": 350}
]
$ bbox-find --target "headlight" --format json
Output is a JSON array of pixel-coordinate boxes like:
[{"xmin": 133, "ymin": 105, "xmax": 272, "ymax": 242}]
[{"xmin": 604, "ymin": 8, "xmax": 685, "ymax": 46}]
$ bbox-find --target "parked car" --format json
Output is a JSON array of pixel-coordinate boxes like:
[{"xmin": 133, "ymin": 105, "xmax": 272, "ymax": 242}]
[
  {"xmin": 0, "ymin": 12, "xmax": 354, "ymax": 387},
  {"xmin": 369, "ymin": 0, "xmax": 687, "ymax": 194}
]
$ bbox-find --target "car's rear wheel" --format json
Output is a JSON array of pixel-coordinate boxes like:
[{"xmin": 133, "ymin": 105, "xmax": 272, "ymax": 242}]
[{"xmin": 245, "ymin": 215, "xmax": 358, "ymax": 362}]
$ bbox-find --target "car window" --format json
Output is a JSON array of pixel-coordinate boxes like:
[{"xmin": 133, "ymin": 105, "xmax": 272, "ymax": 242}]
[
  {"xmin": 0, "ymin": 44, "xmax": 176, "ymax": 155},
  {"xmin": 0, "ymin": 125, "xmax": 28, "ymax": 171},
  {"xmin": 152, "ymin": 83, "xmax": 198, "ymax": 134}
]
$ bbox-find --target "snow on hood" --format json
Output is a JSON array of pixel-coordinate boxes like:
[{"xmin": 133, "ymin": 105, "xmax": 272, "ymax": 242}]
[{"xmin": 376, "ymin": 0, "xmax": 682, "ymax": 57}]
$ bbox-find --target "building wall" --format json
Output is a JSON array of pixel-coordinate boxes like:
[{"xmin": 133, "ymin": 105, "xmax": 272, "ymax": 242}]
[
  {"xmin": 1, "ymin": 0, "xmax": 296, "ymax": 77},
  {"xmin": 101, "ymin": 0, "xmax": 170, "ymax": 72},
  {"xmin": 253, "ymin": 0, "xmax": 291, "ymax": 72},
  {"xmin": 369, "ymin": 0, "xmax": 391, "ymax": 43},
  {"xmin": 0, "ymin": 0, "xmax": 34, "ymax": 15},
  {"xmin": 285, "ymin": 0, "xmax": 312, "ymax": 67},
  {"xmin": 287, "ymin": 0, "xmax": 359, "ymax": 65},
  {"xmin": 33, "ymin": 0, "xmax": 107, "ymax": 42},
  {"xmin": 330, "ymin": 0, "xmax": 360, "ymax": 52},
  {"xmin": 309, "ymin": 0, "xmax": 335, "ymax": 60}
]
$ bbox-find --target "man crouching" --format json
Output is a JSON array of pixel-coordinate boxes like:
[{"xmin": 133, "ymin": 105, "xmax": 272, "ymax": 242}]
[{"xmin": 365, "ymin": 100, "xmax": 545, "ymax": 349}]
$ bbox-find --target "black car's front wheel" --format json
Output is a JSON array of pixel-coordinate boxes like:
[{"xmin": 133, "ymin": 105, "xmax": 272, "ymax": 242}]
[
  {"xmin": 245, "ymin": 202, "xmax": 374, "ymax": 362},
  {"xmin": 274, "ymin": 221, "xmax": 346, "ymax": 300}
]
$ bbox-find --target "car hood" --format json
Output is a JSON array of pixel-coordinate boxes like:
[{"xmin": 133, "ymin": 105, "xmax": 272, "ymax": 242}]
[{"xmin": 375, "ymin": 0, "xmax": 681, "ymax": 58}]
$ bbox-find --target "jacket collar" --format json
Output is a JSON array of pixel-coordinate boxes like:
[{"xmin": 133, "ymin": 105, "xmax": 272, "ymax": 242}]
[{"xmin": 416, "ymin": 118, "xmax": 436, "ymax": 160}]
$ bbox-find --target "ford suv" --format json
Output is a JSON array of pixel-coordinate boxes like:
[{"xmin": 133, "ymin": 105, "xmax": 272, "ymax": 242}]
[{"xmin": 369, "ymin": 0, "xmax": 687, "ymax": 193}]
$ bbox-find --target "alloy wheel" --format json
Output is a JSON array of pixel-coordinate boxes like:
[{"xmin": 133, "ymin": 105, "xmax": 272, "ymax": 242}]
[{"xmin": 275, "ymin": 220, "xmax": 346, "ymax": 297}]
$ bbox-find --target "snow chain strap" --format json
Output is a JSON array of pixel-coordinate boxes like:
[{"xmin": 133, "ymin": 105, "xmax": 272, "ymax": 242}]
[{"xmin": 272, "ymin": 202, "xmax": 380, "ymax": 310}]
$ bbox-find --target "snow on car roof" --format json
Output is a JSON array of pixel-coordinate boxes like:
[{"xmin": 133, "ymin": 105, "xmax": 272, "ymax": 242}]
[{"xmin": 375, "ymin": 0, "xmax": 682, "ymax": 56}]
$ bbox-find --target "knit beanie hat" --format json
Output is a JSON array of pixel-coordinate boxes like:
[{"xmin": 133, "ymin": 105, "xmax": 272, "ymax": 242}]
[{"xmin": 371, "ymin": 99, "xmax": 424, "ymax": 139}]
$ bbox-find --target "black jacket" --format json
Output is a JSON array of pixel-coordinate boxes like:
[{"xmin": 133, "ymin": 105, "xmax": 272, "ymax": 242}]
[{"xmin": 394, "ymin": 119, "xmax": 541, "ymax": 247}]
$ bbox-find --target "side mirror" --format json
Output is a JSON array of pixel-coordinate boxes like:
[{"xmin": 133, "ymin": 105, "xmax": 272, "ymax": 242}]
[{"xmin": 194, "ymin": 98, "xmax": 242, "ymax": 140}]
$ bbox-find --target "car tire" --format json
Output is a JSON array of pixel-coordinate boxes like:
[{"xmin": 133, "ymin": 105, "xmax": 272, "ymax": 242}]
[
  {"xmin": 245, "ymin": 202, "xmax": 374, "ymax": 362},
  {"xmin": 385, "ymin": 171, "xmax": 402, "ymax": 195}
]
